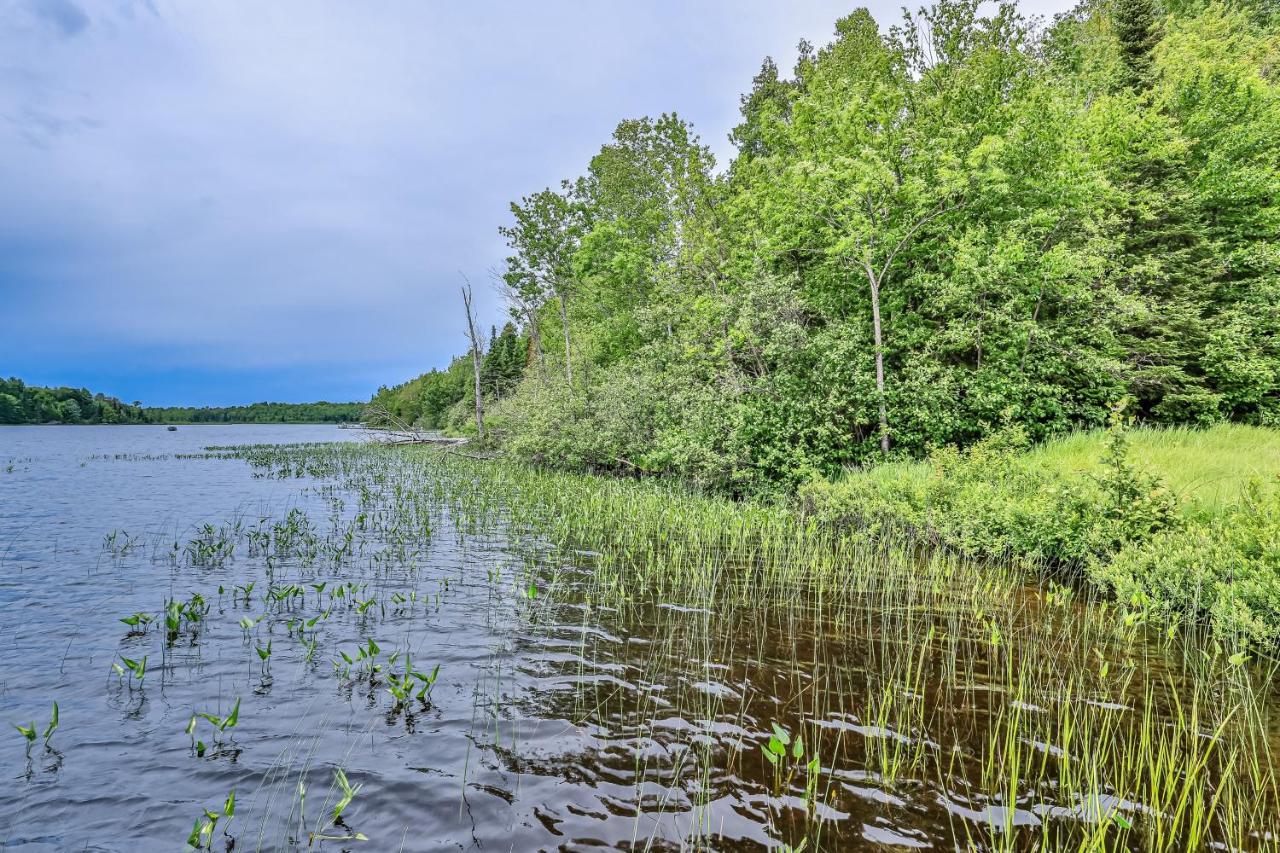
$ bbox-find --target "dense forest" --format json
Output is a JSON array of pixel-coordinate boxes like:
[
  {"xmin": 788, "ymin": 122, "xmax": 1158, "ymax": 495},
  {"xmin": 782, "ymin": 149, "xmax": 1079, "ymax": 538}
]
[
  {"xmin": 373, "ymin": 0, "xmax": 1278, "ymax": 494},
  {"xmin": 0, "ymin": 377, "xmax": 150, "ymax": 424},
  {"xmin": 1, "ymin": 377, "xmax": 362, "ymax": 425},
  {"xmin": 146, "ymin": 402, "xmax": 364, "ymax": 424}
]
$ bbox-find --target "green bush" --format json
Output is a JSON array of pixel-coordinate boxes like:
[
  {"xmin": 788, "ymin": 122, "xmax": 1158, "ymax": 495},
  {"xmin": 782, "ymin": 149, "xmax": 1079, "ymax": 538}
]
[
  {"xmin": 800, "ymin": 416, "xmax": 1180, "ymax": 566},
  {"xmin": 797, "ymin": 415, "xmax": 1280, "ymax": 646},
  {"xmin": 1093, "ymin": 483, "xmax": 1280, "ymax": 645}
]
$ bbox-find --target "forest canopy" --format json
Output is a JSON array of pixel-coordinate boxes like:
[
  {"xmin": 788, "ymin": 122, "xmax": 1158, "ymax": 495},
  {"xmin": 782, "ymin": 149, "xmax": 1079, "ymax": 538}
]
[
  {"xmin": 0, "ymin": 377, "xmax": 363, "ymax": 425},
  {"xmin": 381, "ymin": 0, "xmax": 1280, "ymax": 494},
  {"xmin": 0, "ymin": 377, "xmax": 149, "ymax": 425},
  {"xmin": 145, "ymin": 402, "xmax": 364, "ymax": 424}
]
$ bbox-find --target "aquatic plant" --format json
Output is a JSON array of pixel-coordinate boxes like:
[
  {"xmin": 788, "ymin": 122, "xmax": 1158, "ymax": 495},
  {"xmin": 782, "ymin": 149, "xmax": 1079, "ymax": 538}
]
[
  {"xmin": 14, "ymin": 721, "xmax": 36, "ymax": 758},
  {"xmin": 165, "ymin": 593, "xmax": 209, "ymax": 644},
  {"xmin": 112, "ymin": 655, "xmax": 147, "ymax": 688},
  {"xmin": 119, "ymin": 612, "xmax": 153, "ymax": 635},
  {"xmin": 61, "ymin": 440, "xmax": 1279, "ymax": 849},
  {"xmin": 255, "ymin": 640, "xmax": 272, "ymax": 675},
  {"xmin": 296, "ymin": 768, "xmax": 369, "ymax": 846},
  {"xmin": 186, "ymin": 789, "xmax": 234, "ymax": 850},
  {"xmin": 331, "ymin": 768, "xmax": 360, "ymax": 821},
  {"xmin": 195, "ymin": 697, "xmax": 241, "ymax": 753},
  {"xmin": 42, "ymin": 702, "xmax": 58, "ymax": 750},
  {"xmin": 14, "ymin": 704, "xmax": 58, "ymax": 763}
]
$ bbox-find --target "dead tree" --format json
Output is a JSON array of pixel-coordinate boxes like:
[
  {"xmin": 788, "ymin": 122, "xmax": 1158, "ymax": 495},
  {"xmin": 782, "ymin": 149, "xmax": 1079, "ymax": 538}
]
[{"xmin": 460, "ymin": 277, "xmax": 486, "ymax": 440}]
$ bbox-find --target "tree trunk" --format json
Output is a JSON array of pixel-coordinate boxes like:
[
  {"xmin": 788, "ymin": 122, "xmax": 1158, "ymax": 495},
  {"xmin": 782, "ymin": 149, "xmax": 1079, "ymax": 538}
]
[
  {"xmin": 461, "ymin": 284, "xmax": 485, "ymax": 440},
  {"xmin": 867, "ymin": 269, "xmax": 890, "ymax": 455},
  {"xmin": 558, "ymin": 290, "xmax": 573, "ymax": 383},
  {"xmin": 527, "ymin": 316, "xmax": 545, "ymax": 383}
]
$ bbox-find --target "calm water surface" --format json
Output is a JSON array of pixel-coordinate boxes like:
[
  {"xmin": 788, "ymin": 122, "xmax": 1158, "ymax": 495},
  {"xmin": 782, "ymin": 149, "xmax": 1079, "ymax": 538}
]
[
  {"xmin": 1, "ymin": 426, "xmax": 1275, "ymax": 852},
  {"xmin": 3, "ymin": 426, "xmax": 804, "ymax": 850}
]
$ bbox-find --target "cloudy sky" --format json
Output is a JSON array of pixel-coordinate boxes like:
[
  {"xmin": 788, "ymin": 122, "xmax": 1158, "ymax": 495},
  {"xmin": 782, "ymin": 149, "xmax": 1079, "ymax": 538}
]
[{"xmin": 1, "ymin": 0, "xmax": 1075, "ymax": 406}]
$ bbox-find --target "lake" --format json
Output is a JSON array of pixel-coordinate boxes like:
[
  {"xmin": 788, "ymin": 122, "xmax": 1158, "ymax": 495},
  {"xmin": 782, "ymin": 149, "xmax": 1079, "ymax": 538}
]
[{"xmin": 1, "ymin": 426, "xmax": 1275, "ymax": 851}]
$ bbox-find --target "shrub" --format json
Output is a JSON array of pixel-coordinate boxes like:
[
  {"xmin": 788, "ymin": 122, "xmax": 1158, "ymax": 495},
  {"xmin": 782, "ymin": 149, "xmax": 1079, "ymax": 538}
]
[
  {"xmin": 1092, "ymin": 482, "xmax": 1280, "ymax": 645},
  {"xmin": 797, "ymin": 412, "xmax": 1280, "ymax": 646},
  {"xmin": 800, "ymin": 413, "xmax": 1180, "ymax": 567}
]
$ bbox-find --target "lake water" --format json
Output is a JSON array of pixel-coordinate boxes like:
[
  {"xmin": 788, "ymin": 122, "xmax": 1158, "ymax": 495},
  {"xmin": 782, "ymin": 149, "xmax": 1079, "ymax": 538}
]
[{"xmin": 1, "ymin": 426, "xmax": 1275, "ymax": 851}]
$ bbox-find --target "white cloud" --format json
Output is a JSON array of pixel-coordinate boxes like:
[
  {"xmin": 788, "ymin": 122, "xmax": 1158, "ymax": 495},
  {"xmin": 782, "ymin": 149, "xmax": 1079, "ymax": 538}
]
[{"xmin": 0, "ymin": 0, "xmax": 1078, "ymax": 403}]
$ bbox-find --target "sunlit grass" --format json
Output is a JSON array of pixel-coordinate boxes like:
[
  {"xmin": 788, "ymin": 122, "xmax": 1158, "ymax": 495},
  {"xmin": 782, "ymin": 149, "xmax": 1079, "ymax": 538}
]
[{"xmin": 855, "ymin": 424, "xmax": 1280, "ymax": 522}]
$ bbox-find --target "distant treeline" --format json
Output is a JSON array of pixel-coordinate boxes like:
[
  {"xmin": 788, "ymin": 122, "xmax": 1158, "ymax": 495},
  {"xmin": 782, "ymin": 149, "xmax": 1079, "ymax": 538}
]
[
  {"xmin": 1, "ymin": 377, "xmax": 363, "ymax": 425},
  {"xmin": 1, "ymin": 377, "xmax": 150, "ymax": 424},
  {"xmin": 145, "ymin": 401, "xmax": 365, "ymax": 424}
]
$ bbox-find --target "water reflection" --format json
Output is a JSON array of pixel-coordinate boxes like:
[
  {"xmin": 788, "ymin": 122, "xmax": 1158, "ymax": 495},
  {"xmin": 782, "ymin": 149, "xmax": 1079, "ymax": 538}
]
[{"xmin": 0, "ymin": 427, "xmax": 1275, "ymax": 851}]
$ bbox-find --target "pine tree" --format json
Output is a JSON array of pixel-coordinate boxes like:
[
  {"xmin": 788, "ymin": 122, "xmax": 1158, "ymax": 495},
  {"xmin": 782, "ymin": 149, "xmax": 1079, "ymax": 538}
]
[{"xmin": 1114, "ymin": 0, "xmax": 1160, "ymax": 91}]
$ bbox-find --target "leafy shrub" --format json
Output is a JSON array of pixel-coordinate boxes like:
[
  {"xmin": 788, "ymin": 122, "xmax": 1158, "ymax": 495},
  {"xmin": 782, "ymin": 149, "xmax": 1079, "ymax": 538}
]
[
  {"xmin": 1092, "ymin": 482, "xmax": 1280, "ymax": 645},
  {"xmin": 800, "ymin": 412, "xmax": 1180, "ymax": 566},
  {"xmin": 800, "ymin": 409, "xmax": 1280, "ymax": 646}
]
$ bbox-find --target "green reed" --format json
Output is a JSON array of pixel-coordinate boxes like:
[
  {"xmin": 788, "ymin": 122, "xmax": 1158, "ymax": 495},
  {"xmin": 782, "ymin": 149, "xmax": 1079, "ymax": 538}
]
[{"xmin": 142, "ymin": 441, "xmax": 1280, "ymax": 850}]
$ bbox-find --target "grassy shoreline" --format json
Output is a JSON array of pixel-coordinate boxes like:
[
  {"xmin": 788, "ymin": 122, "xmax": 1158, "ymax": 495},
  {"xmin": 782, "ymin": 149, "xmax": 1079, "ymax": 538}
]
[
  {"xmin": 310, "ymin": 442, "xmax": 1280, "ymax": 846},
  {"xmin": 801, "ymin": 421, "xmax": 1280, "ymax": 647}
]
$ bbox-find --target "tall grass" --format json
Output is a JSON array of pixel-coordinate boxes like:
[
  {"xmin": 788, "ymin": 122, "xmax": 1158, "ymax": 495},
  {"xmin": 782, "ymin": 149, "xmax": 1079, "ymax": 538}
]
[
  {"xmin": 156, "ymin": 441, "xmax": 1280, "ymax": 850},
  {"xmin": 856, "ymin": 424, "xmax": 1280, "ymax": 522},
  {"xmin": 1028, "ymin": 424, "xmax": 1280, "ymax": 520}
]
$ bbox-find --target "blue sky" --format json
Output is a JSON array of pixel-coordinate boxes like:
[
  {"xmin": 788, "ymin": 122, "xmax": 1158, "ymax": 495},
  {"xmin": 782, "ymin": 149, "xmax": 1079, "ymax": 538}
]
[{"xmin": 0, "ymin": 0, "xmax": 1074, "ymax": 406}]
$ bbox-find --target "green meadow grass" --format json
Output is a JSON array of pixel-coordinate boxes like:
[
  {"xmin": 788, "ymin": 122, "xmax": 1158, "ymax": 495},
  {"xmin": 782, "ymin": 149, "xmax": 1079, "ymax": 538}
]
[
  {"xmin": 1029, "ymin": 424, "xmax": 1280, "ymax": 520},
  {"xmin": 851, "ymin": 424, "xmax": 1280, "ymax": 524}
]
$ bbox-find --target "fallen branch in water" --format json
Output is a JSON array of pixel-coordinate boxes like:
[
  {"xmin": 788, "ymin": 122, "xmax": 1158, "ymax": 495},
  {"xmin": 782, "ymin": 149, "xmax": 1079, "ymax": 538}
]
[{"xmin": 360, "ymin": 404, "xmax": 468, "ymax": 446}]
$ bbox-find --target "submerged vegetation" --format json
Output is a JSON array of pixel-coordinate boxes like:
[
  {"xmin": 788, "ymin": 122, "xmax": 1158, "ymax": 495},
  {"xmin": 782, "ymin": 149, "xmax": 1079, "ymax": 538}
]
[{"xmin": 5, "ymin": 436, "xmax": 1278, "ymax": 848}]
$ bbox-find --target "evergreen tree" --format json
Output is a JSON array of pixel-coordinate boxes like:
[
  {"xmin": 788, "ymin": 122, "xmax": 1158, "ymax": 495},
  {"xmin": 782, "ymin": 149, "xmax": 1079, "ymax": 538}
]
[{"xmin": 1114, "ymin": 0, "xmax": 1161, "ymax": 90}]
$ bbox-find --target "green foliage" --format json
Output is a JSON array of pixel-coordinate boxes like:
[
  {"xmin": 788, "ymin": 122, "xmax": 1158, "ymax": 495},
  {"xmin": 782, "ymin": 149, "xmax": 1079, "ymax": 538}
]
[
  {"xmin": 0, "ymin": 378, "xmax": 362, "ymax": 426},
  {"xmin": 366, "ymin": 327, "xmax": 528, "ymax": 432},
  {"xmin": 397, "ymin": 0, "xmax": 1279, "ymax": 492},
  {"xmin": 479, "ymin": 322, "xmax": 525, "ymax": 398},
  {"xmin": 1114, "ymin": 0, "xmax": 1161, "ymax": 89},
  {"xmin": 147, "ymin": 401, "xmax": 363, "ymax": 424},
  {"xmin": 802, "ymin": 421, "xmax": 1280, "ymax": 644},
  {"xmin": 1095, "ymin": 481, "xmax": 1280, "ymax": 644},
  {"xmin": 0, "ymin": 377, "xmax": 150, "ymax": 425}
]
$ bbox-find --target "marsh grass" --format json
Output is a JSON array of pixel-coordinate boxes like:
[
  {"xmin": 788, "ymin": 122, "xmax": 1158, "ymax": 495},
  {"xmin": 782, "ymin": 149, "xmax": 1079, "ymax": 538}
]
[
  {"xmin": 325, "ymin": 443, "xmax": 1280, "ymax": 849},
  {"xmin": 104, "ymin": 441, "xmax": 1280, "ymax": 850}
]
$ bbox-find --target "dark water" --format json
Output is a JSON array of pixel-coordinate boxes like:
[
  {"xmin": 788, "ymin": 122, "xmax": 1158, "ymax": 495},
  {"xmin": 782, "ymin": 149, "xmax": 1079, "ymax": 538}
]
[
  {"xmin": 2, "ymin": 426, "xmax": 795, "ymax": 851},
  {"xmin": 1, "ymin": 426, "xmax": 1274, "ymax": 852},
  {"xmin": 1, "ymin": 427, "xmax": 360, "ymax": 849}
]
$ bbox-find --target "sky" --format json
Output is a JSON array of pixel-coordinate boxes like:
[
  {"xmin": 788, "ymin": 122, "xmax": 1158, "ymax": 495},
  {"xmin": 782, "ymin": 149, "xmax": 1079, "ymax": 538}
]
[{"xmin": 1, "ymin": 0, "xmax": 1076, "ymax": 407}]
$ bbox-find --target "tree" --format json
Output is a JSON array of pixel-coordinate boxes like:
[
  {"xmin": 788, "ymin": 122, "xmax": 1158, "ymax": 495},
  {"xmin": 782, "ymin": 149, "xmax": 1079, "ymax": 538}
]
[
  {"xmin": 481, "ymin": 322, "xmax": 524, "ymax": 398},
  {"xmin": 728, "ymin": 56, "xmax": 795, "ymax": 163},
  {"xmin": 500, "ymin": 186, "xmax": 585, "ymax": 383},
  {"xmin": 495, "ymin": 264, "xmax": 545, "ymax": 380},
  {"xmin": 460, "ymin": 279, "xmax": 486, "ymax": 439},
  {"xmin": 58, "ymin": 399, "xmax": 82, "ymax": 423},
  {"xmin": 393, "ymin": 0, "xmax": 1280, "ymax": 490},
  {"xmin": 0, "ymin": 393, "xmax": 21, "ymax": 424},
  {"xmin": 1114, "ymin": 0, "xmax": 1161, "ymax": 91},
  {"xmin": 756, "ymin": 10, "xmax": 967, "ymax": 455}
]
